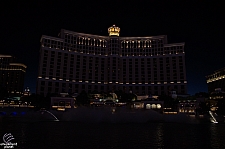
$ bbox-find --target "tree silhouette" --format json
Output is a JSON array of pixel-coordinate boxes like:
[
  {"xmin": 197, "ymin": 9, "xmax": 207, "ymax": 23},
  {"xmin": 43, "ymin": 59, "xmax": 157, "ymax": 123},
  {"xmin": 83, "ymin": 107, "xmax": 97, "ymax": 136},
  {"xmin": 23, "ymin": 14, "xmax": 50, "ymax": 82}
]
[{"xmin": 76, "ymin": 90, "xmax": 89, "ymax": 105}]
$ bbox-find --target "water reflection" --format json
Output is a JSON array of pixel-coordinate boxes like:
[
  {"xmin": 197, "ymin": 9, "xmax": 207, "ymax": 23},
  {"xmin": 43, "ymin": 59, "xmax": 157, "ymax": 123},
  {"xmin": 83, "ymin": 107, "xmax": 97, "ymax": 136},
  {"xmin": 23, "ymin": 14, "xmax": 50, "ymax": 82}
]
[
  {"xmin": 1, "ymin": 121, "xmax": 225, "ymax": 149},
  {"xmin": 209, "ymin": 124, "xmax": 225, "ymax": 148},
  {"xmin": 18, "ymin": 124, "xmax": 27, "ymax": 148},
  {"xmin": 156, "ymin": 123, "xmax": 164, "ymax": 148}
]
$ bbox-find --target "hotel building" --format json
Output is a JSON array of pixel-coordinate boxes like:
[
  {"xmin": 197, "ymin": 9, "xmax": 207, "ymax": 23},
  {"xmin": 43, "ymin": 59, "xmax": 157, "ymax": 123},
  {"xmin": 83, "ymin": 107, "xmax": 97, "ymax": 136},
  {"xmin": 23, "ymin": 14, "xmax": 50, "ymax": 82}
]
[
  {"xmin": 206, "ymin": 67, "xmax": 225, "ymax": 93},
  {"xmin": 0, "ymin": 54, "xmax": 27, "ymax": 96},
  {"xmin": 37, "ymin": 25, "xmax": 187, "ymax": 96}
]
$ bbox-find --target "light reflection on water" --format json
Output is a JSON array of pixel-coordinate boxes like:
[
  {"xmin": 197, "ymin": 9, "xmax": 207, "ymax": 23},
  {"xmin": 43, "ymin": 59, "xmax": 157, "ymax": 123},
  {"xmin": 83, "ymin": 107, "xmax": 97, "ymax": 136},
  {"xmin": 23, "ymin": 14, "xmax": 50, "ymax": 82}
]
[
  {"xmin": 156, "ymin": 123, "xmax": 164, "ymax": 148},
  {"xmin": 209, "ymin": 124, "xmax": 225, "ymax": 148},
  {"xmin": 1, "ymin": 121, "xmax": 225, "ymax": 149}
]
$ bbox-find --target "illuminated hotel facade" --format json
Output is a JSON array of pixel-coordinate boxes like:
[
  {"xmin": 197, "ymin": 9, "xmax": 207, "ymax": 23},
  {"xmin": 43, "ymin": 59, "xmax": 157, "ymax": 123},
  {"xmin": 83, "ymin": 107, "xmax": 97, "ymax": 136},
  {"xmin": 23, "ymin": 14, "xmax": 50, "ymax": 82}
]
[
  {"xmin": 206, "ymin": 67, "xmax": 225, "ymax": 93},
  {"xmin": 0, "ymin": 54, "xmax": 27, "ymax": 96},
  {"xmin": 37, "ymin": 25, "xmax": 187, "ymax": 96}
]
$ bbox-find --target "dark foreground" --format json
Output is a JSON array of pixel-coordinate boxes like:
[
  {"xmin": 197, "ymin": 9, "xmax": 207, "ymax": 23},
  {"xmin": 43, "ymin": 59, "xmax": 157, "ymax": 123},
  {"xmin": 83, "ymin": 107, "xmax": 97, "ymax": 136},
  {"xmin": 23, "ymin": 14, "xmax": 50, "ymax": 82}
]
[{"xmin": 1, "ymin": 118, "xmax": 225, "ymax": 149}]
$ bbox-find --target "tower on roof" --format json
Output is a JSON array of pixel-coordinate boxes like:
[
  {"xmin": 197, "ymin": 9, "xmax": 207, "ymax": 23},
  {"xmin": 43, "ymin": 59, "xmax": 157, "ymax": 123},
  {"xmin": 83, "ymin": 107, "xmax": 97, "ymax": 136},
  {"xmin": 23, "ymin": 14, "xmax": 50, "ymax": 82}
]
[{"xmin": 108, "ymin": 25, "xmax": 120, "ymax": 36}]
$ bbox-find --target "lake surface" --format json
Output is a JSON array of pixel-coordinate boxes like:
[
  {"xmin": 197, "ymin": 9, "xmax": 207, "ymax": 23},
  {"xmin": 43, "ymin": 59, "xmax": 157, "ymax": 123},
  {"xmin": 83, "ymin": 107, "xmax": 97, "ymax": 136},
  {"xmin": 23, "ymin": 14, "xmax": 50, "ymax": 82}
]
[{"xmin": 1, "ymin": 119, "xmax": 225, "ymax": 149}]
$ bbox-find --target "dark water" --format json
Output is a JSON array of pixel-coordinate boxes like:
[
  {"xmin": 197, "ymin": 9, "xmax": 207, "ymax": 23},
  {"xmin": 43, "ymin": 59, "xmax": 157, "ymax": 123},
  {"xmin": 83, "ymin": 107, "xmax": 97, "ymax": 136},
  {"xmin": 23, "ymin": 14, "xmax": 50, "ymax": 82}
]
[{"xmin": 1, "ymin": 120, "xmax": 225, "ymax": 149}]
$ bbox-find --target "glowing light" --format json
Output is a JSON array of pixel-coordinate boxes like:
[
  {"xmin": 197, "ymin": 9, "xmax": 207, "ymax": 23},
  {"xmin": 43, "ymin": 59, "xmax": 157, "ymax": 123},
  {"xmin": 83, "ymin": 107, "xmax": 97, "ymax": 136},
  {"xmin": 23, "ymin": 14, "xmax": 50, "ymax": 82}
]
[
  {"xmin": 108, "ymin": 25, "xmax": 120, "ymax": 36},
  {"xmin": 209, "ymin": 111, "xmax": 218, "ymax": 123},
  {"xmin": 157, "ymin": 104, "xmax": 161, "ymax": 109},
  {"xmin": 152, "ymin": 104, "xmax": 156, "ymax": 109},
  {"xmin": 207, "ymin": 75, "xmax": 225, "ymax": 83},
  {"xmin": 146, "ymin": 104, "xmax": 151, "ymax": 109},
  {"xmin": 0, "ymin": 55, "xmax": 12, "ymax": 58},
  {"xmin": 9, "ymin": 63, "xmax": 27, "ymax": 68}
]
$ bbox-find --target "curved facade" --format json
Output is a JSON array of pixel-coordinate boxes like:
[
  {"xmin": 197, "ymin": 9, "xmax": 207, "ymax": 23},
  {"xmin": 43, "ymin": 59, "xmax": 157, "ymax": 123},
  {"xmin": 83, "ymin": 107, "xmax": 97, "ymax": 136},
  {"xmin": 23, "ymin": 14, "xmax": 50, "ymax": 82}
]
[
  {"xmin": 37, "ymin": 25, "xmax": 187, "ymax": 96},
  {"xmin": 206, "ymin": 67, "xmax": 225, "ymax": 93}
]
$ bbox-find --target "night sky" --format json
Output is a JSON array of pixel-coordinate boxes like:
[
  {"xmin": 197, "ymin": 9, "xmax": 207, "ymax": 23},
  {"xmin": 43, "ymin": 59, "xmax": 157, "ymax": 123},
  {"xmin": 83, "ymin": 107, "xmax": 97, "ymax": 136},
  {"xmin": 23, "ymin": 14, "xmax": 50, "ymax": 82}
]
[{"xmin": 1, "ymin": 1, "xmax": 224, "ymax": 95}]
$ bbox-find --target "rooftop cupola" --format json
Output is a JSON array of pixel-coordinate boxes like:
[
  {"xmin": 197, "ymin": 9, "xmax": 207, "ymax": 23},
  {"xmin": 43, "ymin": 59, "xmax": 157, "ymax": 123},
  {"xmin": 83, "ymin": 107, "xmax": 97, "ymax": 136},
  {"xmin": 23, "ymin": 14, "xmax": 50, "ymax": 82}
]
[{"xmin": 108, "ymin": 25, "xmax": 120, "ymax": 36}]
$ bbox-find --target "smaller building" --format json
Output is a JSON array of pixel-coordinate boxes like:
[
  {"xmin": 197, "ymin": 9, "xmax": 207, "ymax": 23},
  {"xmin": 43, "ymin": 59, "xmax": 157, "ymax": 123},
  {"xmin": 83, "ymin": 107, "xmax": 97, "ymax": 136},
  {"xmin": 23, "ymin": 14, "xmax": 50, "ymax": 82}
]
[
  {"xmin": 0, "ymin": 54, "xmax": 27, "ymax": 97},
  {"xmin": 131, "ymin": 98, "xmax": 164, "ymax": 113},
  {"xmin": 51, "ymin": 93, "xmax": 75, "ymax": 111},
  {"xmin": 208, "ymin": 88, "xmax": 225, "ymax": 111},
  {"xmin": 178, "ymin": 100, "xmax": 198, "ymax": 115},
  {"xmin": 209, "ymin": 88, "xmax": 225, "ymax": 100},
  {"xmin": 170, "ymin": 90, "xmax": 190, "ymax": 99},
  {"xmin": 23, "ymin": 87, "xmax": 31, "ymax": 96}
]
